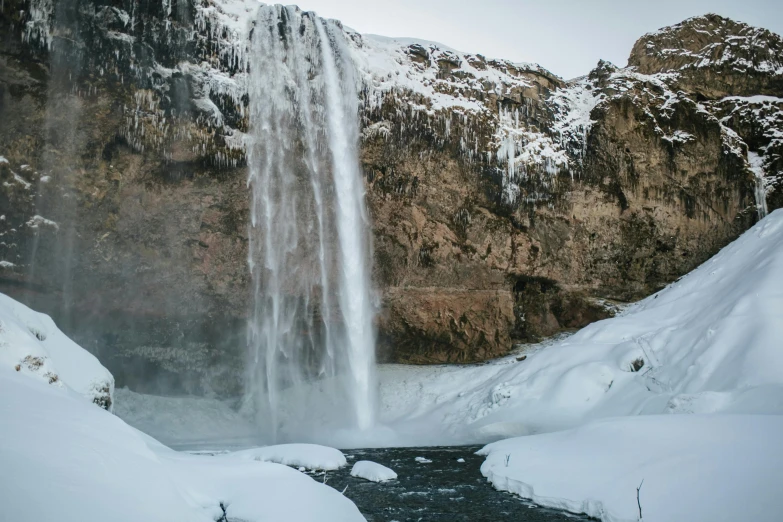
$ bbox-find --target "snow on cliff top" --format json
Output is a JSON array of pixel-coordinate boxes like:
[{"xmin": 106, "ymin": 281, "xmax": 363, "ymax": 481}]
[
  {"xmin": 351, "ymin": 31, "xmax": 558, "ymax": 114},
  {"xmin": 190, "ymin": 1, "xmax": 558, "ymax": 114}
]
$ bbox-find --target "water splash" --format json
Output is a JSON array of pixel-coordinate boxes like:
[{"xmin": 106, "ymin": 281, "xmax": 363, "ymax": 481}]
[{"xmin": 245, "ymin": 5, "xmax": 376, "ymax": 442}]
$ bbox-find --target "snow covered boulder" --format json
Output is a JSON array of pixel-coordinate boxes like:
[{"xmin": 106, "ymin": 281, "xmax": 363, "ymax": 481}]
[
  {"xmin": 0, "ymin": 292, "xmax": 113, "ymax": 409},
  {"xmin": 229, "ymin": 443, "xmax": 347, "ymax": 471},
  {"xmin": 350, "ymin": 461, "xmax": 397, "ymax": 482}
]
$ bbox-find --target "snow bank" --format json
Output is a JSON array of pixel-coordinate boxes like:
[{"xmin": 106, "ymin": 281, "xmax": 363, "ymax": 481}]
[
  {"xmin": 350, "ymin": 461, "xmax": 397, "ymax": 482},
  {"xmin": 479, "ymin": 415, "xmax": 783, "ymax": 522},
  {"xmin": 0, "ymin": 292, "xmax": 113, "ymax": 408},
  {"xmin": 229, "ymin": 443, "xmax": 347, "ymax": 471},
  {"xmin": 0, "ymin": 368, "xmax": 364, "ymax": 522}
]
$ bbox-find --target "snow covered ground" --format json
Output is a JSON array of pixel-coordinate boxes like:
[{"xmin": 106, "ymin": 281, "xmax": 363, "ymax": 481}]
[
  {"xmin": 0, "ymin": 294, "xmax": 363, "ymax": 522},
  {"xmin": 480, "ymin": 415, "xmax": 783, "ymax": 522}
]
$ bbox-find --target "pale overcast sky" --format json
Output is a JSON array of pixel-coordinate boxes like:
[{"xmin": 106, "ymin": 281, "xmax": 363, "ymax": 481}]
[{"xmin": 292, "ymin": 0, "xmax": 783, "ymax": 79}]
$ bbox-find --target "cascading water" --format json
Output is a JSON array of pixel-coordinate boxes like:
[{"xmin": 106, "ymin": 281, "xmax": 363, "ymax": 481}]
[
  {"xmin": 26, "ymin": 0, "xmax": 85, "ymax": 333},
  {"xmin": 245, "ymin": 5, "xmax": 377, "ymax": 443},
  {"xmin": 748, "ymin": 151, "xmax": 769, "ymax": 220}
]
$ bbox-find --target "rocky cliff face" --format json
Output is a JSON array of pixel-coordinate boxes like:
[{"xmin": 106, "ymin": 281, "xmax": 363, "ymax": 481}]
[{"xmin": 0, "ymin": 3, "xmax": 779, "ymax": 395}]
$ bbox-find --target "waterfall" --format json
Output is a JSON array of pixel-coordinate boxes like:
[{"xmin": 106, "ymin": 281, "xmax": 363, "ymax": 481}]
[
  {"xmin": 748, "ymin": 151, "xmax": 768, "ymax": 220},
  {"xmin": 245, "ymin": 5, "xmax": 377, "ymax": 442},
  {"xmin": 26, "ymin": 0, "xmax": 85, "ymax": 333}
]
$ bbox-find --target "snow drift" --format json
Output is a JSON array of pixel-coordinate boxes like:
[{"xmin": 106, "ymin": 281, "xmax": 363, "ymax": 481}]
[{"xmin": 229, "ymin": 443, "xmax": 348, "ymax": 471}]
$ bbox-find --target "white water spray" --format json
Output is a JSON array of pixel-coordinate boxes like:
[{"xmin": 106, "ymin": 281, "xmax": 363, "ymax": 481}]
[{"xmin": 245, "ymin": 5, "xmax": 376, "ymax": 442}]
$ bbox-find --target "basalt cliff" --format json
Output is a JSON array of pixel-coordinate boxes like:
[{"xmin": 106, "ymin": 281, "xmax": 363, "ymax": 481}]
[{"xmin": 1, "ymin": 2, "xmax": 780, "ymax": 395}]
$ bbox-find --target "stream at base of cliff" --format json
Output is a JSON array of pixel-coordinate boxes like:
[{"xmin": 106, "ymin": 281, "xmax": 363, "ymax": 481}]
[{"xmin": 307, "ymin": 446, "xmax": 589, "ymax": 522}]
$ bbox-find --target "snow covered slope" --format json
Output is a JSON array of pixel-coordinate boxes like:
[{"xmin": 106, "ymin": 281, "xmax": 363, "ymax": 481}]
[
  {"xmin": 0, "ymin": 292, "xmax": 114, "ymax": 408},
  {"xmin": 0, "ymin": 369, "xmax": 364, "ymax": 522},
  {"xmin": 378, "ymin": 209, "xmax": 783, "ymax": 442},
  {"xmin": 0, "ymin": 293, "xmax": 363, "ymax": 522},
  {"xmin": 479, "ymin": 415, "xmax": 783, "ymax": 522}
]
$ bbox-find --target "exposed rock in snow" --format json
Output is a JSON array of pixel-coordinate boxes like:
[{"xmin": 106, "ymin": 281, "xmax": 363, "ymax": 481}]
[{"xmin": 350, "ymin": 460, "xmax": 398, "ymax": 482}]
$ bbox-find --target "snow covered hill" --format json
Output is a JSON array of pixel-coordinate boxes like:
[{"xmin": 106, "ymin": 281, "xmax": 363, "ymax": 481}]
[{"xmin": 0, "ymin": 292, "xmax": 364, "ymax": 522}]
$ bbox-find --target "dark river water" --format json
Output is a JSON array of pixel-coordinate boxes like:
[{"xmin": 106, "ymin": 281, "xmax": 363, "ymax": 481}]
[{"xmin": 305, "ymin": 446, "xmax": 591, "ymax": 522}]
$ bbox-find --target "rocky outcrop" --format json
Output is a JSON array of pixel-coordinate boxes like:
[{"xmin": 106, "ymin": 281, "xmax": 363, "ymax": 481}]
[
  {"xmin": 628, "ymin": 13, "xmax": 783, "ymax": 98},
  {"xmin": 0, "ymin": 4, "xmax": 779, "ymax": 394}
]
